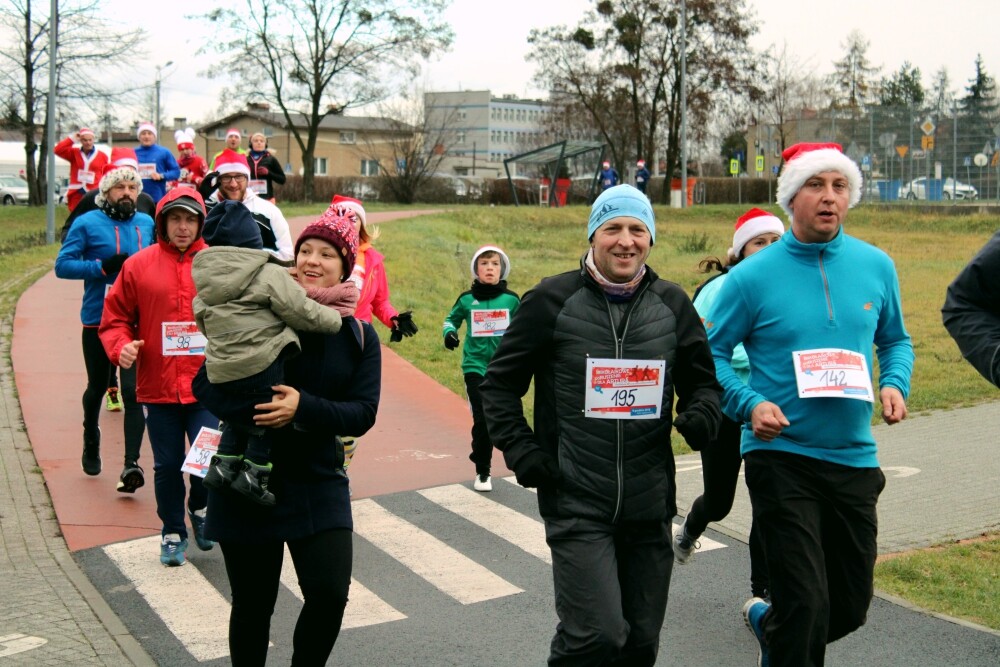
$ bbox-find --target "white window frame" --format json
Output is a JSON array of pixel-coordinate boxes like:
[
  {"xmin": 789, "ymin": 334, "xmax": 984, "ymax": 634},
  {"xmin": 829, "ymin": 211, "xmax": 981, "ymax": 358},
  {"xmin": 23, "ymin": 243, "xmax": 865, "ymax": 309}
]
[{"xmin": 340, "ymin": 131, "xmax": 356, "ymax": 144}]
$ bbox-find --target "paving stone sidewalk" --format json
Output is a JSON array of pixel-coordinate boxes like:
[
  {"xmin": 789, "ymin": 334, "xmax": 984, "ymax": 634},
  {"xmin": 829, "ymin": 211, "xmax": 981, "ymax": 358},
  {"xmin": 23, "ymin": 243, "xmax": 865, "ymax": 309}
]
[{"xmin": 0, "ymin": 318, "xmax": 152, "ymax": 666}]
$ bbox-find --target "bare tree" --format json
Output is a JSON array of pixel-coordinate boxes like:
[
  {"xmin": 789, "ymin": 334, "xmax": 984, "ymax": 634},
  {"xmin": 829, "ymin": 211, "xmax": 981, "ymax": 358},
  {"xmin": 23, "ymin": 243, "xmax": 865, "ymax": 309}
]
[
  {"xmin": 760, "ymin": 42, "xmax": 807, "ymax": 156},
  {"xmin": 930, "ymin": 67, "xmax": 954, "ymax": 117},
  {"xmin": 529, "ymin": 0, "xmax": 762, "ymax": 203},
  {"xmin": 203, "ymin": 0, "xmax": 452, "ymax": 201},
  {"xmin": 830, "ymin": 30, "xmax": 881, "ymax": 115},
  {"xmin": 355, "ymin": 87, "xmax": 459, "ymax": 203},
  {"xmin": 0, "ymin": 0, "xmax": 143, "ymax": 205}
]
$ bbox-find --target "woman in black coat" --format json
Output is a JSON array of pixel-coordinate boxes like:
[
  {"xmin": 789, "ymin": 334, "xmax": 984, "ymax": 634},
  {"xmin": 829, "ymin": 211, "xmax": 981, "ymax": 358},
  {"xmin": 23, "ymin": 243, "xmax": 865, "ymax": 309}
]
[
  {"xmin": 198, "ymin": 208, "xmax": 377, "ymax": 666},
  {"xmin": 247, "ymin": 132, "xmax": 287, "ymax": 202}
]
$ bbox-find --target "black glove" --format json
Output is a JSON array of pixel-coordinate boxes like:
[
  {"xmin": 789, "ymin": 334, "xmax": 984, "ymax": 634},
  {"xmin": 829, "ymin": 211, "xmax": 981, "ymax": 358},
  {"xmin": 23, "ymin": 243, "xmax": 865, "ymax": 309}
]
[
  {"xmin": 101, "ymin": 253, "xmax": 129, "ymax": 275},
  {"xmin": 197, "ymin": 171, "xmax": 219, "ymax": 199},
  {"xmin": 673, "ymin": 409, "xmax": 719, "ymax": 451},
  {"xmin": 256, "ymin": 166, "xmax": 269, "ymax": 176},
  {"xmin": 444, "ymin": 331, "xmax": 460, "ymax": 350},
  {"xmin": 512, "ymin": 450, "xmax": 562, "ymax": 490},
  {"xmin": 390, "ymin": 311, "xmax": 418, "ymax": 342}
]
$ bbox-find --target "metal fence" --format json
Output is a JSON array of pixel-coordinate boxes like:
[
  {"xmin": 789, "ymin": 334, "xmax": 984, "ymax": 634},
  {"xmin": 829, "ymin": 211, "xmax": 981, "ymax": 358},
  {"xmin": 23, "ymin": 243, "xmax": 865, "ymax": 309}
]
[{"xmin": 745, "ymin": 105, "xmax": 1000, "ymax": 205}]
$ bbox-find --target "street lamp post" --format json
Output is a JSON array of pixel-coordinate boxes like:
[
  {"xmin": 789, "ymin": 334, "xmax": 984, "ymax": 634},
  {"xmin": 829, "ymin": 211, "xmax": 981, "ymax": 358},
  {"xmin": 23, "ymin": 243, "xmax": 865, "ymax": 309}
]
[{"xmin": 154, "ymin": 60, "xmax": 174, "ymax": 136}]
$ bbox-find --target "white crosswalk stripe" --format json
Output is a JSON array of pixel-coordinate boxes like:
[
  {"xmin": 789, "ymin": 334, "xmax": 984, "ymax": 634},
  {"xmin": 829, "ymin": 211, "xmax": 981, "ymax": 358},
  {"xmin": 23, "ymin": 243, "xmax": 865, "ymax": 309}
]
[
  {"xmin": 279, "ymin": 546, "xmax": 407, "ymax": 629},
  {"xmin": 103, "ymin": 536, "xmax": 232, "ymax": 662},
  {"xmin": 418, "ymin": 484, "xmax": 551, "ymax": 563},
  {"xmin": 98, "ymin": 481, "xmax": 728, "ymax": 663},
  {"xmin": 352, "ymin": 498, "xmax": 524, "ymax": 604}
]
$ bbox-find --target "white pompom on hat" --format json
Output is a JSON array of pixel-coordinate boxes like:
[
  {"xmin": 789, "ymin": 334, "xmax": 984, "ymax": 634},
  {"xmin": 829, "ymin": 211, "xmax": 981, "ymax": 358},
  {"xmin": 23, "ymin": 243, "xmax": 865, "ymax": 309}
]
[
  {"xmin": 174, "ymin": 127, "xmax": 196, "ymax": 150},
  {"xmin": 728, "ymin": 208, "xmax": 785, "ymax": 261},
  {"xmin": 776, "ymin": 142, "xmax": 862, "ymax": 218},
  {"xmin": 213, "ymin": 148, "xmax": 250, "ymax": 176},
  {"xmin": 136, "ymin": 121, "xmax": 157, "ymax": 139},
  {"xmin": 470, "ymin": 245, "xmax": 511, "ymax": 280}
]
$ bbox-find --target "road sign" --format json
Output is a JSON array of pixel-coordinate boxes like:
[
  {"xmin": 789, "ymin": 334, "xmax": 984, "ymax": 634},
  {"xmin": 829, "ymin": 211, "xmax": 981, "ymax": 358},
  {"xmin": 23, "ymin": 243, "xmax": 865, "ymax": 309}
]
[
  {"xmin": 772, "ymin": 165, "xmax": 780, "ymax": 175},
  {"xmin": 921, "ymin": 135, "xmax": 935, "ymax": 150},
  {"xmin": 984, "ymin": 142, "xmax": 994, "ymax": 156},
  {"xmin": 994, "ymin": 123, "xmax": 1000, "ymax": 138},
  {"xmin": 973, "ymin": 153, "xmax": 988, "ymax": 167},
  {"xmin": 895, "ymin": 145, "xmax": 909, "ymax": 159},
  {"xmin": 920, "ymin": 117, "xmax": 935, "ymax": 136},
  {"xmin": 878, "ymin": 132, "xmax": 896, "ymax": 148},
  {"xmin": 755, "ymin": 155, "xmax": 764, "ymax": 173},
  {"xmin": 911, "ymin": 149, "xmax": 926, "ymax": 159},
  {"xmin": 964, "ymin": 156, "xmax": 972, "ymax": 167},
  {"xmin": 729, "ymin": 159, "xmax": 739, "ymax": 175}
]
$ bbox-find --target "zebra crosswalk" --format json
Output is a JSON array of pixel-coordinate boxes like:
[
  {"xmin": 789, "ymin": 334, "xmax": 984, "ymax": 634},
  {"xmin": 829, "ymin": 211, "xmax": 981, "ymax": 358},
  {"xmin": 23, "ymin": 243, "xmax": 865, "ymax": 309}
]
[{"xmin": 88, "ymin": 477, "xmax": 728, "ymax": 664}]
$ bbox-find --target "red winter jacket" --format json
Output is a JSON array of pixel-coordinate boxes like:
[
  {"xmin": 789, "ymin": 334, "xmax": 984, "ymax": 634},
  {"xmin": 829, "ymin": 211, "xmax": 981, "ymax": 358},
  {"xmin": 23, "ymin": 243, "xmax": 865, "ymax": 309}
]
[
  {"xmin": 99, "ymin": 189, "xmax": 207, "ymax": 404},
  {"xmin": 354, "ymin": 246, "xmax": 399, "ymax": 327}
]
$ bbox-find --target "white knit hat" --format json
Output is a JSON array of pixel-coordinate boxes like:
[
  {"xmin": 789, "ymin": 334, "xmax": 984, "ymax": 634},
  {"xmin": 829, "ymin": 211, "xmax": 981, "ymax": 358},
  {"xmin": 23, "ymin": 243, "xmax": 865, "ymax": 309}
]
[
  {"xmin": 728, "ymin": 208, "xmax": 785, "ymax": 261},
  {"xmin": 136, "ymin": 121, "xmax": 157, "ymax": 139},
  {"xmin": 776, "ymin": 142, "xmax": 862, "ymax": 218},
  {"xmin": 471, "ymin": 245, "xmax": 510, "ymax": 280}
]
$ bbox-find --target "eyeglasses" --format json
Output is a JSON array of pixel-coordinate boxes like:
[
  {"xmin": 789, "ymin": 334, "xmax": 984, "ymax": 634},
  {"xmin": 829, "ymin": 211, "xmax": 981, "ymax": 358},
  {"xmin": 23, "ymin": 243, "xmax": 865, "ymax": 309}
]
[{"xmin": 219, "ymin": 174, "xmax": 247, "ymax": 183}]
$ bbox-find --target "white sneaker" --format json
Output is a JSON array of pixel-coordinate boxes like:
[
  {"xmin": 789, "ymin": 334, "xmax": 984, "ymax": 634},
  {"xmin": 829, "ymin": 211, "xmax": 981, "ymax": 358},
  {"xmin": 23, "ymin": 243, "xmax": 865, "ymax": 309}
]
[
  {"xmin": 672, "ymin": 519, "xmax": 699, "ymax": 564},
  {"xmin": 474, "ymin": 474, "xmax": 492, "ymax": 492}
]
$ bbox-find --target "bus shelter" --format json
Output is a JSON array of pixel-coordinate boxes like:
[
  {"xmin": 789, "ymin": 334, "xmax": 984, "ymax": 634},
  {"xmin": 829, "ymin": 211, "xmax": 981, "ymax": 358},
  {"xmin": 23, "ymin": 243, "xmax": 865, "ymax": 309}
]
[{"xmin": 503, "ymin": 140, "xmax": 606, "ymax": 207}]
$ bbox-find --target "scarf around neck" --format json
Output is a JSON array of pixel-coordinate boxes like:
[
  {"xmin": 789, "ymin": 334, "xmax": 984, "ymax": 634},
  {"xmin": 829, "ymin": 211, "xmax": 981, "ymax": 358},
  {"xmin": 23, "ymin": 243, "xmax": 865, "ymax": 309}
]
[
  {"xmin": 584, "ymin": 248, "xmax": 646, "ymax": 302},
  {"xmin": 471, "ymin": 279, "xmax": 507, "ymax": 301}
]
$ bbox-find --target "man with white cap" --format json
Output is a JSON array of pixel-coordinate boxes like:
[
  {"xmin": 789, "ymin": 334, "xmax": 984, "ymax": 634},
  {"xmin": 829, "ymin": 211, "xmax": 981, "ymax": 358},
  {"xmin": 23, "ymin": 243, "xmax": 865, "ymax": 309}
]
[
  {"xmin": 134, "ymin": 120, "xmax": 180, "ymax": 204},
  {"xmin": 54, "ymin": 127, "xmax": 109, "ymax": 211},
  {"xmin": 481, "ymin": 184, "xmax": 721, "ymax": 666},
  {"xmin": 704, "ymin": 142, "xmax": 914, "ymax": 667},
  {"xmin": 209, "ymin": 128, "xmax": 246, "ymax": 171},
  {"xmin": 55, "ymin": 164, "xmax": 154, "ymax": 491},
  {"xmin": 61, "ymin": 148, "xmax": 157, "ymax": 242},
  {"xmin": 202, "ymin": 148, "xmax": 293, "ymax": 261}
]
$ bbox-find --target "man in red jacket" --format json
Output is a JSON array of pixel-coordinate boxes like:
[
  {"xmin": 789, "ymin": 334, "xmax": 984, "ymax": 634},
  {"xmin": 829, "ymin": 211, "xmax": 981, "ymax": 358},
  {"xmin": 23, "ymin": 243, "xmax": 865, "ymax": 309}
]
[
  {"xmin": 99, "ymin": 188, "xmax": 219, "ymax": 567},
  {"xmin": 54, "ymin": 128, "xmax": 108, "ymax": 211}
]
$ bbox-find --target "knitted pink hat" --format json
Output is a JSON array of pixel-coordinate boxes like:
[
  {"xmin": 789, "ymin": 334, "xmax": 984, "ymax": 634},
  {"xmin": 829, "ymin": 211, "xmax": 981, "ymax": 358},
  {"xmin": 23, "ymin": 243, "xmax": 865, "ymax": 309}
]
[{"xmin": 295, "ymin": 208, "xmax": 360, "ymax": 277}]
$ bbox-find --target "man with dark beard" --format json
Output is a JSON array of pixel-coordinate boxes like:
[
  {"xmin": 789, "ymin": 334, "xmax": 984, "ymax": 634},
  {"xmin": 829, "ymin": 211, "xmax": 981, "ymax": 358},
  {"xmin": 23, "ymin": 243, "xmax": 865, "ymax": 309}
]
[{"xmin": 56, "ymin": 165, "xmax": 154, "ymax": 491}]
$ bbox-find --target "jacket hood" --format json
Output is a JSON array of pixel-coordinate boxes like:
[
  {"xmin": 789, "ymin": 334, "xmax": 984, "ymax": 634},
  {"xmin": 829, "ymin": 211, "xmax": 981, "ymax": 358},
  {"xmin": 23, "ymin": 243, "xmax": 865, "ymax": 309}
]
[
  {"xmin": 155, "ymin": 187, "xmax": 206, "ymax": 242},
  {"xmin": 192, "ymin": 246, "xmax": 273, "ymax": 307}
]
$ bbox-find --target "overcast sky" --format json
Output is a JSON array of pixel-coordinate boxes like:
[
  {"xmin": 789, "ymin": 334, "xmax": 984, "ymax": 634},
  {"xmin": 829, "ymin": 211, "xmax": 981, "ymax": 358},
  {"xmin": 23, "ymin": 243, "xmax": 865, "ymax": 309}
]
[{"xmin": 89, "ymin": 0, "xmax": 998, "ymax": 129}]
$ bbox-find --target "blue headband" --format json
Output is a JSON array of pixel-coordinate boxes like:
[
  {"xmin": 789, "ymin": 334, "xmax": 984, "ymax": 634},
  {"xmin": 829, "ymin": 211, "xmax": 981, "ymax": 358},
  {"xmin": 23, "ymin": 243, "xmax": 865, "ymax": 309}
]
[{"xmin": 588, "ymin": 185, "xmax": 655, "ymax": 244}]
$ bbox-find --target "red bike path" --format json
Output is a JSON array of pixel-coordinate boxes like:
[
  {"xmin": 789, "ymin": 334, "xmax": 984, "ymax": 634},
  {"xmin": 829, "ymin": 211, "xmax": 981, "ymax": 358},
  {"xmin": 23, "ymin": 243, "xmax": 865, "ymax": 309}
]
[{"xmin": 12, "ymin": 209, "xmax": 509, "ymax": 553}]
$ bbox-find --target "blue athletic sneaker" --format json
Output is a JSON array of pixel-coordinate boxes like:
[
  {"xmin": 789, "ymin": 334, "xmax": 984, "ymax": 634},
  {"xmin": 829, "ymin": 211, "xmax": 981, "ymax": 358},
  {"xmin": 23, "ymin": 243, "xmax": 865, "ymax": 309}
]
[
  {"xmin": 188, "ymin": 510, "xmax": 215, "ymax": 551},
  {"xmin": 742, "ymin": 596, "xmax": 771, "ymax": 667},
  {"xmin": 160, "ymin": 534, "xmax": 188, "ymax": 567}
]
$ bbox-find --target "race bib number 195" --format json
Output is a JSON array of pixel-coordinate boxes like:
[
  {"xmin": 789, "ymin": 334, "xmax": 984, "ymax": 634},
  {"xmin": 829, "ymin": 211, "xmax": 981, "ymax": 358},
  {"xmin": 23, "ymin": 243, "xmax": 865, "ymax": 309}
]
[{"xmin": 584, "ymin": 358, "xmax": 666, "ymax": 419}]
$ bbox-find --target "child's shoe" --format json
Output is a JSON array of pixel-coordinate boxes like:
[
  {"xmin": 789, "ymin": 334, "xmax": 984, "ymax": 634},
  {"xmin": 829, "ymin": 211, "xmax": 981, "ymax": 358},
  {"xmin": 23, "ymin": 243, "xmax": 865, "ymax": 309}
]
[
  {"xmin": 203, "ymin": 454, "xmax": 243, "ymax": 491},
  {"xmin": 474, "ymin": 473, "xmax": 492, "ymax": 492},
  {"xmin": 231, "ymin": 460, "xmax": 276, "ymax": 507}
]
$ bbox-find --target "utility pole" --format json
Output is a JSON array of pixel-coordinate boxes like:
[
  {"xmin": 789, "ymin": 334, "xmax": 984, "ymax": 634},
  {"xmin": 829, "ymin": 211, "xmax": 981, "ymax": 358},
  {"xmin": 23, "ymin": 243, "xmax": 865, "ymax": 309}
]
[
  {"xmin": 154, "ymin": 61, "xmax": 174, "ymax": 136},
  {"xmin": 680, "ymin": 0, "xmax": 688, "ymax": 208}
]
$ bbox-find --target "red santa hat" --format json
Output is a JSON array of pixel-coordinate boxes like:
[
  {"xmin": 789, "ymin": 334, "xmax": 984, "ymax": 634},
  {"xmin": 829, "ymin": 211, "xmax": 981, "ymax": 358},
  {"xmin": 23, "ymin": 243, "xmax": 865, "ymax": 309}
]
[
  {"xmin": 108, "ymin": 147, "xmax": 139, "ymax": 172},
  {"xmin": 78, "ymin": 127, "xmax": 95, "ymax": 139},
  {"xmin": 331, "ymin": 194, "xmax": 366, "ymax": 228},
  {"xmin": 602, "ymin": 161, "xmax": 611, "ymax": 169},
  {"xmin": 213, "ymin": 148, "xmax": 250, "ymax": 176},
  {"xmin": 136, "ymin": 121, "xmax": 157, "ymax": 139},
  {"xmin": 636, "ymin": 159, "xmax": 645, "ymax": 168},
  {"xmin": 174, "ymin": 128, "xmax": 196, "ymax": 151},
  {"xmin": 776, "ymin": 142, "xmax": 862, "ymax": 217},
  {"xmin": 226, "ymin": 128, "xmax": 241, "ymax": 140},
  {"xmin": 729, "ymin": 208, "xmax": 785, "ymax": 261}
]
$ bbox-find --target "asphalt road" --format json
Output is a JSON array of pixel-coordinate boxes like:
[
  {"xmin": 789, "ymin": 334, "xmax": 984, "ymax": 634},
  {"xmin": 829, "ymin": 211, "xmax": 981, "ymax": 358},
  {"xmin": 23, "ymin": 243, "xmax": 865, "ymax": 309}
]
[{"xmin": 75, "ymin": 476, "xmax": 1000, "ymax": 666}]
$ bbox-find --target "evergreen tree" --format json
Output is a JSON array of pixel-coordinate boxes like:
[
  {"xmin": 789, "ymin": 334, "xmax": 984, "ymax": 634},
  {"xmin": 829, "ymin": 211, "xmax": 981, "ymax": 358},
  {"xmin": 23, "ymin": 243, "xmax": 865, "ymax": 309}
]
[
  {"xmin": 959, "ymin": 54, "xmax": 999, "ymax": 145},
  {"xmin": 831, "ymin": 30, "xmax": 881, "ymax": 114}
]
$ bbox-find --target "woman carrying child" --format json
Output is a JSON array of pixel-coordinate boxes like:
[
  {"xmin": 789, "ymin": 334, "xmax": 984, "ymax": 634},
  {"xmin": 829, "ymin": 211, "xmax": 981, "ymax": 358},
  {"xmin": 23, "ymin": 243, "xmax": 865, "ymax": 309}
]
[{"xmin": 200, "ymin": 207, "xmax": 381, "ymax": 666}]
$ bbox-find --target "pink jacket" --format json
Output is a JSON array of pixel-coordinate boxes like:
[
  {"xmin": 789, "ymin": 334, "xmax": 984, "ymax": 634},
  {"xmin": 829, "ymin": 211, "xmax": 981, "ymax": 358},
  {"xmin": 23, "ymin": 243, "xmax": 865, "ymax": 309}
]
[{"xmin": 354, "ymin": 246, "xmax": 398, "ymax": 327}]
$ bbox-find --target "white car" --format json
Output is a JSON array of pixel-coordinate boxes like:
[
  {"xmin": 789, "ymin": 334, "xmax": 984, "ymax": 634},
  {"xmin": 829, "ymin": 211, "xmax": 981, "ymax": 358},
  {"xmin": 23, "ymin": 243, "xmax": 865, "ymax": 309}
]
[
  {"xmin": 0, "ymin": 174, "xmax": 29, "ymax": 205},
  {"xmin": 898, "ymin": 176, "xmax": 978, "ymax": 200}
]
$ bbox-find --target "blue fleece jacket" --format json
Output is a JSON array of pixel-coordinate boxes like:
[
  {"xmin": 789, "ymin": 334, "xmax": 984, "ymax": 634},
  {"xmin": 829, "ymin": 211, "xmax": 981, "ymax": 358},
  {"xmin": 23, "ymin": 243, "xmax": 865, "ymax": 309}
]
[
  {"xmin": 133, "ymin": 144, "xmax": 180, "ymax": 203},
  {"xmin": 55, "ymin": 209, "xmax": 155, "ymax": 326},
  {"xmin": 704, "ymin": 228, "xmax": 913, "ymax": 468}
]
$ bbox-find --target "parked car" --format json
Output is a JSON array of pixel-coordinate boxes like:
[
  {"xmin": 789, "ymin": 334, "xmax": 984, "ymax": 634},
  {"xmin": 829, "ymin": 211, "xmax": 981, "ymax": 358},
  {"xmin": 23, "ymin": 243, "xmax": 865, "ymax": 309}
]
[
  {"xmin": 898, "ymin": 176, "xmax": 977, "ymax": 200},
  {"xmin": 0, "ymin": 174, "xmax": 30, "ymax": 205}
]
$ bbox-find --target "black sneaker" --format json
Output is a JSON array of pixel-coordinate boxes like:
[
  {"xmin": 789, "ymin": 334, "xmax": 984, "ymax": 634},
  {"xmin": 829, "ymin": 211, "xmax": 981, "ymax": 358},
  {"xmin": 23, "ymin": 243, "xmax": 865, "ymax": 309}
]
[
  {"xmin": 203, "ymin": 454, "xmax": 243, "ymax": 491},
  {"xmin": 230, "ymin": 460, "xmax": 276, "ymax": 507},
  {"xmin": 116, "ymin": 461, "xmax": 145, "ymax": 493},
  {"xmin": 82, "ymin": 428, "xmax": 101, "ymax": 476}
]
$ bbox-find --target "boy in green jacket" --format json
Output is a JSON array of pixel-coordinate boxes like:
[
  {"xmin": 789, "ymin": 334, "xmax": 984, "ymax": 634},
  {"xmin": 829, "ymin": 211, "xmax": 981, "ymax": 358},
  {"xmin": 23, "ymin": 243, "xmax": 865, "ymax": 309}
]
[{"xmin": 443, "ymin": 246, "xmax": 520, "ymax": 491}]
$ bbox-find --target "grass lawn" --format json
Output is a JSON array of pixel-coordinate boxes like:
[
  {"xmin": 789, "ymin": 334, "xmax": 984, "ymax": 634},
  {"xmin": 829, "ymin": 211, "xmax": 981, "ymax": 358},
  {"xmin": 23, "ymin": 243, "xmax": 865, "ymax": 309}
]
[{"xmin": 2, "ymin": 201, "xmax": 998, "ymax": 631}]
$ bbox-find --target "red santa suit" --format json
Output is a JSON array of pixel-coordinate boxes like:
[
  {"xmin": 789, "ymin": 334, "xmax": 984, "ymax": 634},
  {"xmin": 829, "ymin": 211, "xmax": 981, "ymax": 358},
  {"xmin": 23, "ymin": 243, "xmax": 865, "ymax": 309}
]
[{"xmin": 54, "ymin": 130, "xmax": 108, "ymax": 211}]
